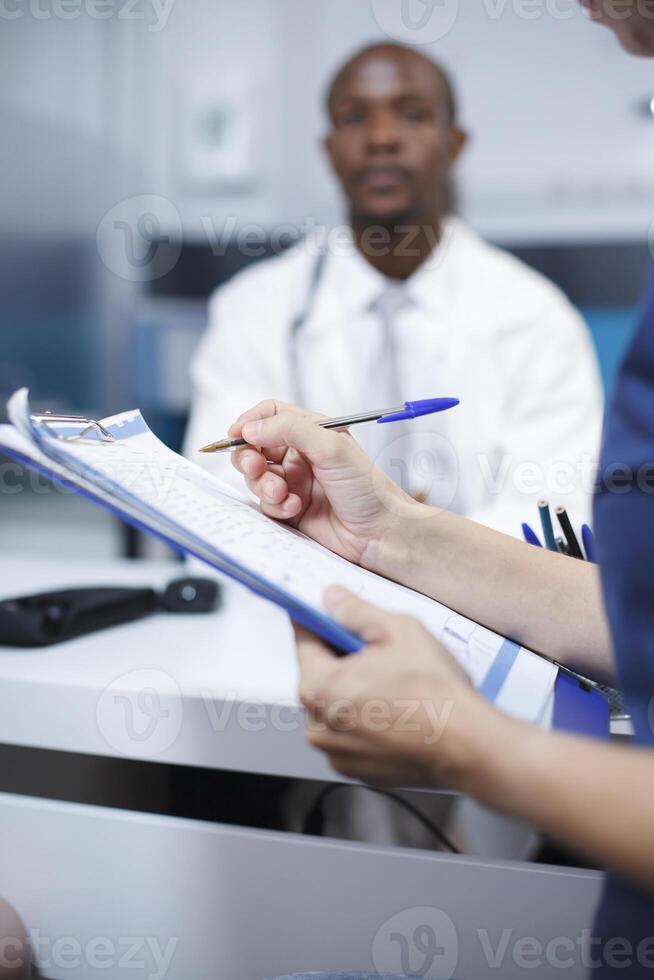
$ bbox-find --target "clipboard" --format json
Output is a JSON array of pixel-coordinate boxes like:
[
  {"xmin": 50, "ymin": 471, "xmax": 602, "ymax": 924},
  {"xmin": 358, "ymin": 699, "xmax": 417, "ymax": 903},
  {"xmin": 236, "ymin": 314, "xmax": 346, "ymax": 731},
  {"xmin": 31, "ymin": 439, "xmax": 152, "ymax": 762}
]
[
  {"xmin": 0, "ymin": 393, "xmax": 604, "ymax": 738},
  {"xmin": 6, "ymin": 435, "xmax": 611, "ymax": 739},
  {"xmin": 0, "ymin": 442, "xmax": 364, "ymax": 656}
]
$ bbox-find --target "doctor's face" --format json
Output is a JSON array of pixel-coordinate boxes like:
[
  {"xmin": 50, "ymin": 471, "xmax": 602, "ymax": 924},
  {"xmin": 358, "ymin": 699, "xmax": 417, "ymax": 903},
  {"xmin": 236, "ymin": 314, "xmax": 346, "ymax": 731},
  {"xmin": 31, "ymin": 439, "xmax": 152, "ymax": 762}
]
[
  {"xmin": 324, "ymin": 48, "xmax": 465, "ymax": 225},
  {"xmin": 579, "ymin": 0, "xmax": 654, "ymax": 55}
]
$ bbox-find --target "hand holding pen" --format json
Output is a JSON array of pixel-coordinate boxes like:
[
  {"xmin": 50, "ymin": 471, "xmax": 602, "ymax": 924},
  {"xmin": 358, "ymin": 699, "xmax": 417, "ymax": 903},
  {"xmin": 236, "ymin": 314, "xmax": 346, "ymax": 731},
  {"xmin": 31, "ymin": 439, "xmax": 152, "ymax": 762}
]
[
  {"xmin": 218, "ymin": 399, "xmax": 459, "ymax": 560},
  {"xmin": 199, "ymin": 397, "xmax": 459, "ymax": 453}
]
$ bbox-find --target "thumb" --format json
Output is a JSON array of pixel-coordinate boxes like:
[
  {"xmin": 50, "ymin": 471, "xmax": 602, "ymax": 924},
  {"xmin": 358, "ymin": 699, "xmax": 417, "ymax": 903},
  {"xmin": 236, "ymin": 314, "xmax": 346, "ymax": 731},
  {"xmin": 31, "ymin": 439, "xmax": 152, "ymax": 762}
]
[
  {"xmin": 294, "ymin": 625, "xmax": 338, "ymax": 710},
  {"xmin": 323, "ymin": 586, "xmax": 392, "ymax": 645}
]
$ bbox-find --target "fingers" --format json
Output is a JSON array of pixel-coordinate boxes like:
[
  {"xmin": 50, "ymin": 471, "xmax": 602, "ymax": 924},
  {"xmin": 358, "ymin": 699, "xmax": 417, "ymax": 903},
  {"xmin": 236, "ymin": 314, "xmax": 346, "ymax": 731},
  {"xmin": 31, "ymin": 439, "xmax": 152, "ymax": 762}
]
[
  {"xmin": 230, "ymin": 449, "xmax": 289, "ymax": 504},
  {"xmin": 240, "ymin": 412, "xmax": 346, "ymax": 465},
  {"xmin": 232, "ymin": 445, "xmax": 288, "ymax": 480},
  {"xmin": 232, "ymin": 454, "xmax": 304, "ymax": 519},
  {"xmin": 232, "ymin": 447, "xmax": 299, "ymax": 516},
  {"xmin": 294, "ymin": 624, "xmax": 338, "ymax": 713},
  {"xmin": 323, "ymin": 586, "xmax": 394, "ymax": 645},
  {"xmin": 247, "ymin": 479, "xmax": 301, "ymax": 517},
  {"xmin": 228, "ymin": 400, "xmax": 324, "ymax": 439},
  {"xmin": 232, "ymin": 447, "xmax": 268, "ymax": 481},
  {"xmin": 229, "ymin": 403, "xmax": 370, "ymax": 510},
  {"xmin": 227, "ymin": 399, "xmax": 284, "ymax": 438},
  {"xmin": 294, "ymin": 626, "xmax": 365, "ymax": 740},
  {"xmin": 255, "ymin": 490, "xmax": 304, "ymax": 520},
  {"xmin": 245, "ymin": 468, "xmax": 288, "ymax": 505},
  {"xmin": 233, "ymin": 437, "xmax": 316, "ymax": 523}
]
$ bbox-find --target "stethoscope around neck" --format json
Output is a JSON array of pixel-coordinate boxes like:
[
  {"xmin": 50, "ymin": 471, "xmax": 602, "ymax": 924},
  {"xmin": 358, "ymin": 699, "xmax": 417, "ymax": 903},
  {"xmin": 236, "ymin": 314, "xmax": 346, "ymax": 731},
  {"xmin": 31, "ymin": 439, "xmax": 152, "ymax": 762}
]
[{"xmin": 288, "ymin": 249, "xmax": 329, "ymax": 405}]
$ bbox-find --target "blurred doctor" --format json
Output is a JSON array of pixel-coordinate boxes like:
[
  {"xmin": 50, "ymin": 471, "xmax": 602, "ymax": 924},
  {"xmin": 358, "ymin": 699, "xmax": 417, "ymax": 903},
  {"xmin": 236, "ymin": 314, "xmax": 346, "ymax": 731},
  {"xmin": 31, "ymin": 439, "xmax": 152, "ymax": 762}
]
[{"xmin": 185, "ymin": 43, "xmax": 603, "ymax": 533}]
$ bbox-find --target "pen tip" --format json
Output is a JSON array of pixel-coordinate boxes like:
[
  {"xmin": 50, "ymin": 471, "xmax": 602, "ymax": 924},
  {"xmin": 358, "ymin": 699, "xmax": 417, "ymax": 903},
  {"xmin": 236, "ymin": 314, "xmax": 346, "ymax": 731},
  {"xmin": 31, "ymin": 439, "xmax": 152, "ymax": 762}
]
[{"xmin": 199, "ymin": 439, "xmax": 232, "ymax": 453}]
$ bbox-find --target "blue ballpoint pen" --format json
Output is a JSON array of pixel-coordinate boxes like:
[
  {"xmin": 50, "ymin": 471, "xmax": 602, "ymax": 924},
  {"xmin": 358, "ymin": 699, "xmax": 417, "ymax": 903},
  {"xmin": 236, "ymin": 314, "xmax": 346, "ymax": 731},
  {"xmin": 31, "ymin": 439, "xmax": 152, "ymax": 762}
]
[
  {"xmin": 199, "ymin": 397, "xmax": 460, "ymax": 453},
  {"xmin": 581, "ymin": 524, "xmax": 596, "ymax": 563},
  {"xmin": 522, "ymin": 522, "xmax": 543, "ymax": 548}
]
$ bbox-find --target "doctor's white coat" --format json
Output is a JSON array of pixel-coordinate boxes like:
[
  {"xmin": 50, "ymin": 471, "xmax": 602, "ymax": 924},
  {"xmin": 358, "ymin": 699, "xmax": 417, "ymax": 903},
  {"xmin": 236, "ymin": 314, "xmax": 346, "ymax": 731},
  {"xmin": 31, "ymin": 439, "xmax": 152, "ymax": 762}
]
[{"xmin": 185, "ymin": 218, "xmax": 603, "ymax": 534}]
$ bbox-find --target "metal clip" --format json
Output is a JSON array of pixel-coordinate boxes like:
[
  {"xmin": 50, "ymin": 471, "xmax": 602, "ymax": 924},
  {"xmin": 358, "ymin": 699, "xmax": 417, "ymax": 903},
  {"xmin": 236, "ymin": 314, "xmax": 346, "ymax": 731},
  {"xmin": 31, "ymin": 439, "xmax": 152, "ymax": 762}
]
[{"xmin": 31, "ymin": 413, "xmax": 116, "ymax": 444}]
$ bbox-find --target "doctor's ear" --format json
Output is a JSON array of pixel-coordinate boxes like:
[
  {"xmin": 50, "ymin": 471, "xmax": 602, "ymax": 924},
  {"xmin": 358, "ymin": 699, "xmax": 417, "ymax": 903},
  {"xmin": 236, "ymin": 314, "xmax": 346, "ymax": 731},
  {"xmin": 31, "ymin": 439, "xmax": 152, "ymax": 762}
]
[
  {"xmin": 447, "ymin": 127, "xmax": 468, "ymax": 168},
  {"xmin": 322, "ymin": 133, "xmax": 336, "ymax": 166}
]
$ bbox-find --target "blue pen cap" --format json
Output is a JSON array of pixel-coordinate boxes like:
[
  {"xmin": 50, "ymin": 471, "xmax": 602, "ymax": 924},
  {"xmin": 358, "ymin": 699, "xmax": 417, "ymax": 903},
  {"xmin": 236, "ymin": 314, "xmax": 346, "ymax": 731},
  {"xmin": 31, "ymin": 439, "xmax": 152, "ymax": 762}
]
[{"xmin": 378, "ymin": 397, "xmax": 460, "ymax": 424}]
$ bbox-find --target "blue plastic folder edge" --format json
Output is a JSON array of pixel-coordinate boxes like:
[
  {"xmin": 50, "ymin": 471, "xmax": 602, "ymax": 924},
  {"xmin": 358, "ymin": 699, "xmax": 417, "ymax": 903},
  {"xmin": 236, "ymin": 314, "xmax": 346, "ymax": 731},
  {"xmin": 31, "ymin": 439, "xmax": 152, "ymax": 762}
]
[
  {"xmin": 479, "ymin": 638, "xmax": 609, "ymax": 738},
  {"xmin": 553, "ymin": 671, "xmax": 610, "ymax": 739}
]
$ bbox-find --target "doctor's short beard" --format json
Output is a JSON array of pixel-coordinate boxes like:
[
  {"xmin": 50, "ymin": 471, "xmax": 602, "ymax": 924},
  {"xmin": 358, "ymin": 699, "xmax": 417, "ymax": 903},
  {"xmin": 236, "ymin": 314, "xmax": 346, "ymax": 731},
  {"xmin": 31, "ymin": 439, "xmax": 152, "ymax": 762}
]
[{"xmin": 349, "ymin": 176, "xmax": 459, "ymax": 235}]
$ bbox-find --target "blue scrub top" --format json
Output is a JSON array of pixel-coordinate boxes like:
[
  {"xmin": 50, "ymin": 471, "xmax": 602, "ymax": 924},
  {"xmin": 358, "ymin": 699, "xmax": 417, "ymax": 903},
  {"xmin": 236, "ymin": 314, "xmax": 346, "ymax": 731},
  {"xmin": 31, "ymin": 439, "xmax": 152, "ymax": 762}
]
[{"xmin": 592, "ymin": 272, "xmax": 654, "ymax": 977}]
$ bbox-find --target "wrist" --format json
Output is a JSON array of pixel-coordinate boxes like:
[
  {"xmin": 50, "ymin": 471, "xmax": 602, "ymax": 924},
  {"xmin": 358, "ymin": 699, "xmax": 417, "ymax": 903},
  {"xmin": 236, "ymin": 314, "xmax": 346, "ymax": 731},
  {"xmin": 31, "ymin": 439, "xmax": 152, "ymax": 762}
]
[
  {"xmin": 360, "ymin": 497, "xmax": 433, "ymax": 578},
  {"xmin": 455, "ymin": 702, "xmax": 544, "ymax": 805}
]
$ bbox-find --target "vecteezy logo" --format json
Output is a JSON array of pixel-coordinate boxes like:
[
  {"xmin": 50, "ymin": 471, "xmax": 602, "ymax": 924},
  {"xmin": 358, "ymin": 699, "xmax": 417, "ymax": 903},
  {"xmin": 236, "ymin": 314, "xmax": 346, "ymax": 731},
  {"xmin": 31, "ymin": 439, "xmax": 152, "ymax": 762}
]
[
  {"xmin": 96, "ymin": 669, "xmax": 183, "ymax": 758},
  {"xmin": 96, "ymin": 194, "xmax": 182, "ymax": 282},
  {"xmin": 371, "ymin": 429, "xmax": 459, "ymax": 514},
  {"xmin": 370, "ymin": 0, "xmax": 460, "ymax": 45},
  {"xmin": 372, "ymin": 906, "xmax": 459, "ymax": 977}
]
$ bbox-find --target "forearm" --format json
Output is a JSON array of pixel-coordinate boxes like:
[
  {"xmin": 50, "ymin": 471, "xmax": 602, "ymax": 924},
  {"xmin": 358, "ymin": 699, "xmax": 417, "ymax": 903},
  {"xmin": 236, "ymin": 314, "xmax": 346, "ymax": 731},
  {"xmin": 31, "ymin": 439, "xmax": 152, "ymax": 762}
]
[
  {"xmin": 465, "ymin": 713, "xmax": 654, "ymax": 893},
  {"xmin": 365, "ymin": 504, "xmax": 613, "ymax": 682}
]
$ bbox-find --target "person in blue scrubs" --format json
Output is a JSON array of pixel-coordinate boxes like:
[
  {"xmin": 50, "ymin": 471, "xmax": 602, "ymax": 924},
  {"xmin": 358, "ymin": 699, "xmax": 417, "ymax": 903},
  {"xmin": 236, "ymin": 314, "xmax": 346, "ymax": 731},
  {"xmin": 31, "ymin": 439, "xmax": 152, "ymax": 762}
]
[{"xmin": 228, "ymin": 3, "xmax": 654, "ymax": 977}]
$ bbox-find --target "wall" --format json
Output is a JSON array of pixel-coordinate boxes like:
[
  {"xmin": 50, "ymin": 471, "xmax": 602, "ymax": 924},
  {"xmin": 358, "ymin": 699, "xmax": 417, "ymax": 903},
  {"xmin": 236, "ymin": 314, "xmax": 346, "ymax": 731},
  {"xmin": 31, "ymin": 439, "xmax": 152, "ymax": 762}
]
[
  {"xmin": 118, "ymin": 0, "xmax": 654, "ymax": 244},
  {"xmin": 0, "ymin": 12, "xmax": 127, "ymax": 412},
  {"xmin": 3, "ymin": 0, "xmax": 654, "ymax": 417},
  {"xmin": 4, "ymin": 0, "xmax": 654, "ymax": 244}
]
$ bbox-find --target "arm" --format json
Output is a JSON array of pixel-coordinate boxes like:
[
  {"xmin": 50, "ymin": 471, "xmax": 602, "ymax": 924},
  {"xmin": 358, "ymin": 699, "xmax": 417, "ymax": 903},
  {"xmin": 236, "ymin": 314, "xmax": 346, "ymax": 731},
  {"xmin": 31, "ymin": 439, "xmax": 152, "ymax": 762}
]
[
  {"xmin": 297, "ymin": 590, "xmax": 654, "ymax": 893},
  {"xmin": 367, "ymin": 506, "xmax": 614, "ymax": 684},
  {"xmin": 474, "ymin": 715, "xmax": 654, "ymax": 891},
  {"xmin": 396, "ymin": 298, "xmax": 608, "ymax": 675},
  {"xmin": 231, "ymin": 402, "xmax": 613, "ymax": 683},
  {"xmin": 230, "ymin": 403, "xmax": 644, "ymax": 890}
]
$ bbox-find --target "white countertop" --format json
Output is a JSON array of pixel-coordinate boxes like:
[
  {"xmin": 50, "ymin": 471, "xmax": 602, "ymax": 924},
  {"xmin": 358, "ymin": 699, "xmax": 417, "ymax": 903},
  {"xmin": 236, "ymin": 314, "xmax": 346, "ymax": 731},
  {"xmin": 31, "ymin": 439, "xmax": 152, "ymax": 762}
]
[{"xmin": 0, "ymin": 555, "xmax": 335, "ymax": 781}]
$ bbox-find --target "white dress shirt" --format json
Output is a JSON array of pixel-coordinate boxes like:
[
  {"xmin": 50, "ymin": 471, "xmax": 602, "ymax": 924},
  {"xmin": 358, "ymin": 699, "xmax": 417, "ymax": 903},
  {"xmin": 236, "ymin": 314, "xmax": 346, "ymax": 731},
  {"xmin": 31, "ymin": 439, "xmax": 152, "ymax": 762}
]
[{"xmin": 184, "ymin": 217, "xmax": 603, "ymax": 534}]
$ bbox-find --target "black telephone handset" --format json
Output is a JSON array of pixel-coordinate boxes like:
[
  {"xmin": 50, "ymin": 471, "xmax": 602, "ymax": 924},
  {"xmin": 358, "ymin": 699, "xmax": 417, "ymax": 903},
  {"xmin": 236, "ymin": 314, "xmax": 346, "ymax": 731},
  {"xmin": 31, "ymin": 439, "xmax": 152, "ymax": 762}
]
[{"xmin": 0, "ymin": 578, "xmax": 221, "ymax": 647}]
